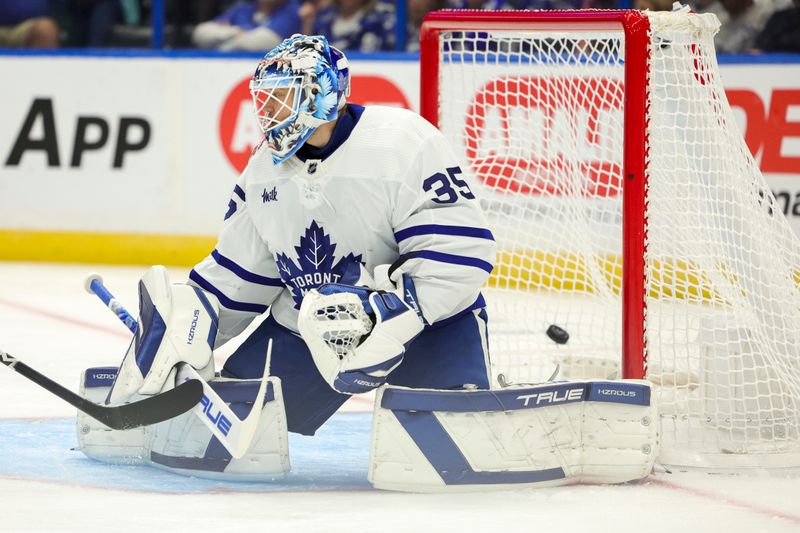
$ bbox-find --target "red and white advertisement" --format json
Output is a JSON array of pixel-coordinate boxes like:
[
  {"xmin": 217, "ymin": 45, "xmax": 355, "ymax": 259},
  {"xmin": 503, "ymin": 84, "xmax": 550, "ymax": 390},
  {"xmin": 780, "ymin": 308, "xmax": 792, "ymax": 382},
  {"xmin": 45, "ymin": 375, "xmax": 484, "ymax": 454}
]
[{"xmin": 724, "ymin": 66, "xmax": 800, "ymax": 220}]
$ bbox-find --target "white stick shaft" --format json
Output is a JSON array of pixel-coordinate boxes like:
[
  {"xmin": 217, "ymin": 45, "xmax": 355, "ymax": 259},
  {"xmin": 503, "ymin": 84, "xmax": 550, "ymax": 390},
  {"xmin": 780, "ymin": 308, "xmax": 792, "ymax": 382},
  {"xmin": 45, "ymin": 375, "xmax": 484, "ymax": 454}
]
[{"xmin": 174, "ymin": 340, "xmax": 271, "ymax": 459}]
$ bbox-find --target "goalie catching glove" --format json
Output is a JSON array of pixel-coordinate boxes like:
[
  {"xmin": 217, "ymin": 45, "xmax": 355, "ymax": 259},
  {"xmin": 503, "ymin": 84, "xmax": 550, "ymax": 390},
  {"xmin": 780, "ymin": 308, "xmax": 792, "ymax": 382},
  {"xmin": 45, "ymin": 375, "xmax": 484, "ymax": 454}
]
[
  {"xmin": 106, "ymin": 265, "xmax": 219, "ymax": 405},
  {"xmin": 298, "ymin": 268, "xmax": 425, "ymax": 395}
]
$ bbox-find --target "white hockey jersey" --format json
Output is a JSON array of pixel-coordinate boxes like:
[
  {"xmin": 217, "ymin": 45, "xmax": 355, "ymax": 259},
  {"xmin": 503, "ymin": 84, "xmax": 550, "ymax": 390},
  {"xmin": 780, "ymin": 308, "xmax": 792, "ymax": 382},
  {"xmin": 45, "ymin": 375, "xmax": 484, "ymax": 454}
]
[{"xmin": 190, "ymin": 105, "xmax": 496, "ymax": 345}]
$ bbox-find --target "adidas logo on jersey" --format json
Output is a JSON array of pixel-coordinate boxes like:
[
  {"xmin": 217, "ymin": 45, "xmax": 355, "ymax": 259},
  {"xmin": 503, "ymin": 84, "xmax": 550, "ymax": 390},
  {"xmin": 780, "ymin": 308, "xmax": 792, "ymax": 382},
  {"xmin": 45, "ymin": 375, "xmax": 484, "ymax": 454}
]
[{"xmin": 262, "ymin": 186, "xmax": 278, "ymax": 203}]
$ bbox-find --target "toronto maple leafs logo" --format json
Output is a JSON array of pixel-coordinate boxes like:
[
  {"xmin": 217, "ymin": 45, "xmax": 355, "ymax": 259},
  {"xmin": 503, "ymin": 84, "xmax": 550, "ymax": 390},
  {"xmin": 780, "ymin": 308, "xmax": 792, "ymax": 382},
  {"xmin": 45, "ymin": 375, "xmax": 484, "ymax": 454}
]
[{"xmin": 276, "ymin": 221, "xmax": 364, "ymax": 308}]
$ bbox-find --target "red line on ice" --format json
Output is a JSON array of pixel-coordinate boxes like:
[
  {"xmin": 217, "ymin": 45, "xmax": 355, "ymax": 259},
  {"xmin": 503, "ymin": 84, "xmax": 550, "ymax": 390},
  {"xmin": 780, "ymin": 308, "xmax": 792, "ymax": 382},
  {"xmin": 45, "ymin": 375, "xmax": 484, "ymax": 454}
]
[
  {"xmin": 0, "ymin": 296, "xmax": 375, "ymax": 414},
  {"xmin": 649, "ymin": 477, "xmax": 800, "ymax": 525},
  {"xmin": 0, "ymin": 297, "xmax": 128, "ymax": 339}
]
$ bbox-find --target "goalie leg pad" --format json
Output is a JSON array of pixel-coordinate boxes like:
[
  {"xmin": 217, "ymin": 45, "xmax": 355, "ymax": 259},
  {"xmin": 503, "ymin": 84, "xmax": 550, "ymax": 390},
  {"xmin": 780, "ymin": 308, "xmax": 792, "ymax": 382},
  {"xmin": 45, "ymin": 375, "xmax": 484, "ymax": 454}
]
[
  {"xmin": 147, "ymin": 376, "xmax": 290, "ymax": 481},
  {"xmin": 368, "ymin": 380, "xmax": 659, "ymax": 492},
  {"xmin": 77, "ymin": 368, "xmax": 290, "ymax": 480},
  {"xmin": 77, "ymin": 367, "xmax": 148, "ymax": 464}
]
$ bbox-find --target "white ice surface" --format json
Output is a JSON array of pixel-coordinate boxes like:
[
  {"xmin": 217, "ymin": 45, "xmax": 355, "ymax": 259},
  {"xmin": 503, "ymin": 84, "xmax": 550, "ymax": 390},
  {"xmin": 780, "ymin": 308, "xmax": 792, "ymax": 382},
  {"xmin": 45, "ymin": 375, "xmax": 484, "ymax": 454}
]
[{"xmin": 0, "ymin": 262, "xmax": 799, "ymax": 533}]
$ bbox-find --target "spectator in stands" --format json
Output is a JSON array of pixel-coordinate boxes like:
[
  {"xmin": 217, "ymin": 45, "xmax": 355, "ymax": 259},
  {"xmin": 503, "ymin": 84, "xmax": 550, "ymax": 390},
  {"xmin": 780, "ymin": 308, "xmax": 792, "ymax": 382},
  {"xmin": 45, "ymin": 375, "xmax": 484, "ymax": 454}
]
[
  {"xmin": 192, "ymin": 0, "xmax": 302, "ymax": 51},
  {"xmin": 754, "ymin": 0, "xmax": 800, "ymax": 51},
  {"xmin": 311, "ymin": 0, "xmax": 393, "ymax": 51},
  {"xmin": 407, "ymin": 0, "xmax": 447, "ymax": 51},
  {"xmin": 299, "ymin": 0, "xmax": 331, "ymax": 35},
  {"xmin": 715, "ymin": 0, "xmax": 775, "ymax": 52},
  {"xmin": 446, "ymin": 0, "xmax": 510, "ymax": 8},
  {"xmin": 579, "ymin": 0, "xmax": 617, "ymax": 8},
  {"xmin": 692, "ymin": 0, "xmax": 731, "ymax": 24},
  {"xmin": 635, "ymin": 0, "xmax": 673, "ymax": 9},
  {"xmin": 49, "ymin": 0, "xmax": 122, "ymax": 47},
  {"xmin": 0, "ymin": 1, "xmax": 59, "ymax": 48},
  {"xmin": 166, "ymin": 0, "xmax": 223, "ymax": 48},
  {"xmin": 530, "ymin": 0, "xmax": 584, "ymax": 7}
]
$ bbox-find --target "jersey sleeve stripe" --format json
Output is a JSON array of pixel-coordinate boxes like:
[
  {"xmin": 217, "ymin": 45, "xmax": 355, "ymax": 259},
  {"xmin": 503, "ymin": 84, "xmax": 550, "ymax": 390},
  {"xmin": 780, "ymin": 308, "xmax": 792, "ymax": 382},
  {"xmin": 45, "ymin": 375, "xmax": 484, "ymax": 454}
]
[
  {"xmin": 394, "ymin": 224, "xmax": 495, "ymax": 243},
  {"xmin": 398, "ymin": 251, "xmax": 494, "ymax": 273},
  {"xmin": 189, "ymin": 269, "xmax": 269, "ymax": 314},
  {"xmin": 233, "ymin": 185, "xmax": 246, "ymax": 202},
  {"xmin": 211, "ymin": 249, "xmax": 283, "ymax": 286}
]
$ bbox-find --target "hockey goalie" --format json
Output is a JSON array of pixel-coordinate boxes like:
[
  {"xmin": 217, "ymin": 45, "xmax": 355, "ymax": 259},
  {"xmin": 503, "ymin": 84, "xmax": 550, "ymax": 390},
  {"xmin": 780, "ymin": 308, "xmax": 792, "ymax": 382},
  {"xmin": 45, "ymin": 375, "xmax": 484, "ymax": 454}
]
[{"xmin": 76, "ymin": 33, "xmax": 659, "ymax": 491}]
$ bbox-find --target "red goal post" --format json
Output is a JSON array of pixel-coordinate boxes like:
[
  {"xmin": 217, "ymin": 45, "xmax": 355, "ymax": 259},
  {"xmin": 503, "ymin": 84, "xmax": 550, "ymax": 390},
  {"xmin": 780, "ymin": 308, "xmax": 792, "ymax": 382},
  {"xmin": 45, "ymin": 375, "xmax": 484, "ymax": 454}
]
[{"xmin": 420, "ymin": 10, "xmax": 652, "ymax": 381}]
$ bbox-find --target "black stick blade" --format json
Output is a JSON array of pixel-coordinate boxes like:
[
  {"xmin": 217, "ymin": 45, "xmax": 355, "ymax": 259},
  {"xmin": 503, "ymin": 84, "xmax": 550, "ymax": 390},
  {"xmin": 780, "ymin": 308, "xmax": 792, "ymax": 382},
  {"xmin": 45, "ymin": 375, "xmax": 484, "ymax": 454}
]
[
  {"xmin": 1, "ymin": 349, "xmax": 203, "ymax": 430},
  {"xmin": 85, "ymin": 379, "xmax": 204, "ymax": 430}
]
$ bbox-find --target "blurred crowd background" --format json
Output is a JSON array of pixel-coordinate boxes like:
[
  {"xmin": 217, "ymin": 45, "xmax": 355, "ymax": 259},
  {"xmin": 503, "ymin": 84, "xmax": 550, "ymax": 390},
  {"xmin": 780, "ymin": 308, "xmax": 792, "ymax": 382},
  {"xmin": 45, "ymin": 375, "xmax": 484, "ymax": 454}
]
[{"xmin": 0, "ymin": 0, "xmax": 797, "ymax": 53}]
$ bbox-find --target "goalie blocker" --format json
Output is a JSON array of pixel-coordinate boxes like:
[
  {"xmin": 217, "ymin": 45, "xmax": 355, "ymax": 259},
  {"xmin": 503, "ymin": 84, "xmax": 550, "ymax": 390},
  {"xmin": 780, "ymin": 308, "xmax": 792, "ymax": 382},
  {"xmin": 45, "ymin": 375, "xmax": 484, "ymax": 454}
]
[{"xmin": 370, "ymin": 380, "xmax": 659, "ymax": 492}]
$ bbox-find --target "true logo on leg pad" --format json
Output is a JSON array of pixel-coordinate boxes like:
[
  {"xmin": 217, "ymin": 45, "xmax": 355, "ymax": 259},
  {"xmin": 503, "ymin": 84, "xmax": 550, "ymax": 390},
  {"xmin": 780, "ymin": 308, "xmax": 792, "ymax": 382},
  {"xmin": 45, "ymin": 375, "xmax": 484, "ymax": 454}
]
[{"xmin": 200, "ymin": 395, "xmax": 232, "ymax": 436}]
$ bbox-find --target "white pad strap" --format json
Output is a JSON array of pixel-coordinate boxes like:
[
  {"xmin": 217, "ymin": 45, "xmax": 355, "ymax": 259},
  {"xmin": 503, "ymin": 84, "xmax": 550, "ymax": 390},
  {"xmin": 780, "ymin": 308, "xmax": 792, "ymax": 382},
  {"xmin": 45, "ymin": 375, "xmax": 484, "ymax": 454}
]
[{"xmin": 369, "ymin": 380, "xmax": 659, "ymax": 492}]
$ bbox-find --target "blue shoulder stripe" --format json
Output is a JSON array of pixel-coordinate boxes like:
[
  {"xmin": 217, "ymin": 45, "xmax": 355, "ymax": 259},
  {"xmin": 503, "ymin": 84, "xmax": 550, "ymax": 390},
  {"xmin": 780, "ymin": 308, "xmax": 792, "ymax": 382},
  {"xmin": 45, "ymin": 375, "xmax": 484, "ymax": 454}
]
[
  {"xmin": 189, "ymin": 270, "xmax": 269, "ymax": 314},
  {"xmin": 224, "ymin": 186, "xmax": 247, "ymax": 221},
  {"xmin": 394, "ymin": 224, "xmax": 495, "ymax": 243},
  {"xmin": 399, "ymin": 251, "xmax": 494, "ymax": 273},
  {"xmin": 212, "ymin": 249, "xmax": 283, "ymax": 287}
]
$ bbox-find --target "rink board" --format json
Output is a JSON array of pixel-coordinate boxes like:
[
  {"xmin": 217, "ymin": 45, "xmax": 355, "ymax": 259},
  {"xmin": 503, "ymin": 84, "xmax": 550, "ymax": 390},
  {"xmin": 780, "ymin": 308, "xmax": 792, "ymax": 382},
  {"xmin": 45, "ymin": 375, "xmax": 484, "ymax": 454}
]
[{"xmin": 0, "ymin": 53, "xmax": 798, "ymax": 266}]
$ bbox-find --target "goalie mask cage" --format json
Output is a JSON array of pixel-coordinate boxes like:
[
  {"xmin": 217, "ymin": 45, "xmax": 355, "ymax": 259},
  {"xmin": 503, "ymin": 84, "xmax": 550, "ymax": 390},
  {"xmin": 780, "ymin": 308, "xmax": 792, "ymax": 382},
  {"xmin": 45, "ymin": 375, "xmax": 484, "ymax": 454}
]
[{"xmin": 420, "ymin": 9, "xmax": 800, "ymax": 470}]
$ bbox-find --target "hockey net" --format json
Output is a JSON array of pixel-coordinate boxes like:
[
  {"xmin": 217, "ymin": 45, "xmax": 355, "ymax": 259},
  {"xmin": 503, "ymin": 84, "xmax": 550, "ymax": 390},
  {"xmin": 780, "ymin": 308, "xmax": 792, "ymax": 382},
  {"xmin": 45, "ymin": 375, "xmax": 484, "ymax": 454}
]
[{"xmin": 420, "ymin": 9, "xmax": 800, "ymax": 470}]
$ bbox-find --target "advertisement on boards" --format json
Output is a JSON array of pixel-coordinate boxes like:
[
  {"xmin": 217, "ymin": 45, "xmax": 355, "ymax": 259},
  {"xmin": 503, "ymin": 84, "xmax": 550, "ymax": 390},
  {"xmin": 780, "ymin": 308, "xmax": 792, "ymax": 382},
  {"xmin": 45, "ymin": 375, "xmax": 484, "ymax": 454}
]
[{"xmin": 0, "ymin": 54, "xmax": 798, "ymax": 263}]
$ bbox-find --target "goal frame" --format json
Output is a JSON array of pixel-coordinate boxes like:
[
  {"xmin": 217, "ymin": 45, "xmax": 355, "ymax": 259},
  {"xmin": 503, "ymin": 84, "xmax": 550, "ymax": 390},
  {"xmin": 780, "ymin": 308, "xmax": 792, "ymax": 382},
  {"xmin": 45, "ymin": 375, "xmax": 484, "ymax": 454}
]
[{"xmin": 419, "ymin": 10, "xmax": 651, "ymax": 380}]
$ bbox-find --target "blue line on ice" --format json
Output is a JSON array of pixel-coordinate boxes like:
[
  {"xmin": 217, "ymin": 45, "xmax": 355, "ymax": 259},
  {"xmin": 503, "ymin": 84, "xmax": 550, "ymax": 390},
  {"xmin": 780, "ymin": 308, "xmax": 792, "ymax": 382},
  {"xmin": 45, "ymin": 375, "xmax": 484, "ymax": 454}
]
[{"xmin": 0, "ymin": 412, "xmax": 374, "ymax": 493}]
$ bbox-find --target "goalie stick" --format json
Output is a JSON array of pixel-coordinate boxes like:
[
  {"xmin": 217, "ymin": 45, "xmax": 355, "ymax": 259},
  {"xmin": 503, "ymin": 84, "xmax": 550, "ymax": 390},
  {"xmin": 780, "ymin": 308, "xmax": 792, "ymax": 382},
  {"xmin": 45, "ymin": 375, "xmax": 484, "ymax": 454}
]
[
  {"xmin": 0, "ymin": 349, "xmax": 203, "ymax": 430},
  {"xmin": 84, "ymin": 273, "xmax": 136, "ymax": 332},
  {"xmin": 84, "ymin": 273, "xmax": 270, "ymax": 459}
]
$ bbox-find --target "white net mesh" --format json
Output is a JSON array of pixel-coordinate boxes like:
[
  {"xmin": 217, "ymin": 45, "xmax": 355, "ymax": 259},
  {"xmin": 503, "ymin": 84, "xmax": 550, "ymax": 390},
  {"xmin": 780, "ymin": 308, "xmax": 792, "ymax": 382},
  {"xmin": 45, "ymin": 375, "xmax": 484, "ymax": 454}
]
[
  {"xmin": 430, "ymin": 10, "xmax": 800, "ymax": 469},
  {"xmin": 646, "ymin": 12, "xmax": 800, "ymax": 466},
  {"xmin": 438, "ymin": 23, "xmax": 627, "ymax": 385}
]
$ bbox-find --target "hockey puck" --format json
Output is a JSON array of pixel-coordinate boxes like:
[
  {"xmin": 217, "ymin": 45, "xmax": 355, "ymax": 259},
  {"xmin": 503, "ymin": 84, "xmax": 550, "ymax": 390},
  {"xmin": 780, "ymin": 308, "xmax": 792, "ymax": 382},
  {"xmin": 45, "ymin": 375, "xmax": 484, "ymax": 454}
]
[{"xmin": 546, "ymin": 324, "xmax": 569, "ymax": 345}]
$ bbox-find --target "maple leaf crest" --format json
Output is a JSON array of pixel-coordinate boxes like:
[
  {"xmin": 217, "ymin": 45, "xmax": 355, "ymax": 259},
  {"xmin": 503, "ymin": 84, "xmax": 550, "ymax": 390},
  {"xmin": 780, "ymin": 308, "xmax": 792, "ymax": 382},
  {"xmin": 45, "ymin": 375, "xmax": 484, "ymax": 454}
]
[{"xmin": 276, "ymin": 220, "xmax": 364, "ymax": 308}]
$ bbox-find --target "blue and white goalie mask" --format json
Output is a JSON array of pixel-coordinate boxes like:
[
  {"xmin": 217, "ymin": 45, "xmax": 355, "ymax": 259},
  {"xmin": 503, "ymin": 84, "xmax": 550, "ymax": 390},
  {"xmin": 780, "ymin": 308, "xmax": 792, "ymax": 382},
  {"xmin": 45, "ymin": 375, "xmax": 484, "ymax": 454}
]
[{"xmin": 250, "ymin": 34, "xmax": 350, "ymax": 165}]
